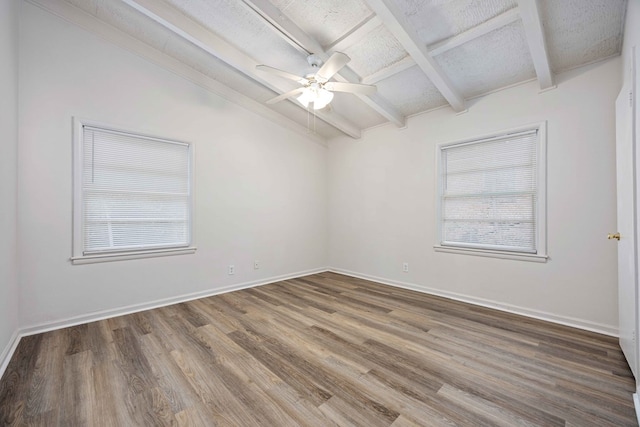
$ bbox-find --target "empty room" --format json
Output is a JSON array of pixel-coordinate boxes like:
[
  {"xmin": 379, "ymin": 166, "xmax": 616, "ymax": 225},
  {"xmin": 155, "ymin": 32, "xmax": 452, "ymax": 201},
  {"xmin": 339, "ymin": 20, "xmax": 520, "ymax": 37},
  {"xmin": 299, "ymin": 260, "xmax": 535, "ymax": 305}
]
[{"xmin": 1, "ymin": 0, "xmax": 640, "ymax": 425}]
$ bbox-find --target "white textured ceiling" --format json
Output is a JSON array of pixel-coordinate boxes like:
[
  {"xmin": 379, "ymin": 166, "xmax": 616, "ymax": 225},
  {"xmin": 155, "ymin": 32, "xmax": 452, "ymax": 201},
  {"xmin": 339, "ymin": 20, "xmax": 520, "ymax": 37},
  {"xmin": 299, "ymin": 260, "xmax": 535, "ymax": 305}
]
[
  {"xmin": 399, "ymin": 0, "xmax": 518, "ymax": 45},
  {"xmin": 343, "ymin": 24, "xmax": 408, "ymax": 78},
  {"xmin": 270, "ymin": 0, "xmax": 373, "ymax": 47},
  {"xmin": 540, "ymin": 0, "xmax": 627, "ymax": 72},
  {"xmin": 435, "ymin": 21, "xmax": 536, "ymax": 98},
  {"xmin": 54, "ymin": 0, "xmax": 628, "ymax": 140},
  {"xmin": 377, "ymin": 65, "xmax": 448, "ymax": 116}
]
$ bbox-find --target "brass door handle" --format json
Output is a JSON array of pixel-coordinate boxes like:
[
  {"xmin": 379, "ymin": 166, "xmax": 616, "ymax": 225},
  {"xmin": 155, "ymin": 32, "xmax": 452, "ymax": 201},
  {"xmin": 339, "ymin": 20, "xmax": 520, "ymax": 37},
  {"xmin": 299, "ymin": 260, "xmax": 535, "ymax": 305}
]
[{"xmin": 608, "ymin": 233, "xmax": 621, "ymax": 240}]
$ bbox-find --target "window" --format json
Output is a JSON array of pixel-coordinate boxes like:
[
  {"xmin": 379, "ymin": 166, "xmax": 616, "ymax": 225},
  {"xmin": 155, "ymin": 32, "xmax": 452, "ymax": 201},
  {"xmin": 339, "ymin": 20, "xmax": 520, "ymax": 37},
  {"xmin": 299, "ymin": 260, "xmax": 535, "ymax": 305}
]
[
  {"xmin": 435, "ymin": 123, "xmax": 547, "ymax": 262},
  {"xmin": 72, "ymin": 119, "xmax": 195, "ymax": 264}
]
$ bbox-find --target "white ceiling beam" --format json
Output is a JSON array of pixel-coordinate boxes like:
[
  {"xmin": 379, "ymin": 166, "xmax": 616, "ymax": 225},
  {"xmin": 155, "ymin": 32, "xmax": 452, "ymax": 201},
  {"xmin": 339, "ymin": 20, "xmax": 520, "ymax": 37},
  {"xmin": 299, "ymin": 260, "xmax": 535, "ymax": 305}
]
[
  {"xmin": 25, "ymin": 0, "xmax": 326, "ymax": 145},
  {"xmin": 324, "ymin": 15, "xmax": 381, "ymax": 53},
  {"xmin": 240, "ymin": 0, "xmax": 405, "ymax": 127},
  {"xmin": 361, "ymin": 56, "xmax": 415, "ymax": 84},
  {"xmin": 517, "ymin": 0, "xmax": 555, "ymax": 90},
  {"xmin": 364, "ymin": 0, "xmax": 466, "ymax": 112},
  {"xmin": 428, "ymin": 8, "xmax": 521, "ymax": 56},
  {"xmin": 361, "ymin": 9, "xmax": 519, "ymax": 85},
  {"xmin": 121, "ymin": 0, "xmax": 361, "ymax": 138},
  {"xmin": 240, "ymin": 0, "xmax": 325, "ymax": 55}
]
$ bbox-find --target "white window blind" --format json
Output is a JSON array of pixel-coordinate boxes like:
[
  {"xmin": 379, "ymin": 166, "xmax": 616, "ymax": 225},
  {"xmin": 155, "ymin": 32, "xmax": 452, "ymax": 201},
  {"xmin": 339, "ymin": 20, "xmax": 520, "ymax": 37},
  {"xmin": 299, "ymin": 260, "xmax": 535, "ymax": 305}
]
[
  {"xmin": 439, "ymin": 129, "xmax": 539, "ymax": 254},
  {"xmin": 80, "ymin": 126, "xmax": 192, "ymax": 255}
]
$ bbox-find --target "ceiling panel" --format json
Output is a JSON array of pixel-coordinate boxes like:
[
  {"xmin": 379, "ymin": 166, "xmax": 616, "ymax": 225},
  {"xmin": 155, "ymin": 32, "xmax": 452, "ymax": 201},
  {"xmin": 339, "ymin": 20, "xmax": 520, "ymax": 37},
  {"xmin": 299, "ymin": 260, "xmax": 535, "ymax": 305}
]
[
  {"xmin": 434, "ymin": 21, "xmax": 536, "ymax": 98},
  {"xmin": 343, "ymin": 24, "xmax": 408, "ymax": 78},
  {"xmin": 269, "ymin": 0, "xmax": 373, "ymax": 47},
  {"xmin": 376, "ymin": 65, "xmax": 448, "ymax": 116},
  {"xmin": 396, "ymin": 0, "xmax": 517, "ymax": 46},
  {"xmin": 539, "ymin": 0, "xmax": 626, "ymax": 72}
]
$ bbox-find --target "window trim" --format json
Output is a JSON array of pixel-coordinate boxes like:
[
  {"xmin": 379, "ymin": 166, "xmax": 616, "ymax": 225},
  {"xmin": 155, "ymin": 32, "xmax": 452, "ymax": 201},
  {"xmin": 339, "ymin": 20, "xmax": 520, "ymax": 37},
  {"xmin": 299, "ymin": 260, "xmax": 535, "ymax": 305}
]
[
  {"xmin": 434, "ymin": 121, "xmax": 548, "ymax": 262},
  {"xmin": 71, "ymin": 117, "xmax": 196, "ymax": 264}
]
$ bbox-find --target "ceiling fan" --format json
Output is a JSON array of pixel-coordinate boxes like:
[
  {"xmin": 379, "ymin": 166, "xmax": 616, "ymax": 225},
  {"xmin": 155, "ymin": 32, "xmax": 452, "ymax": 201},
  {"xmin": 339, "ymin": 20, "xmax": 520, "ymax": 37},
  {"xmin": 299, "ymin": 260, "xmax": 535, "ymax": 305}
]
[{"xmin": 256, "ymin": 52, "xmax": 376, "ymax": 110}]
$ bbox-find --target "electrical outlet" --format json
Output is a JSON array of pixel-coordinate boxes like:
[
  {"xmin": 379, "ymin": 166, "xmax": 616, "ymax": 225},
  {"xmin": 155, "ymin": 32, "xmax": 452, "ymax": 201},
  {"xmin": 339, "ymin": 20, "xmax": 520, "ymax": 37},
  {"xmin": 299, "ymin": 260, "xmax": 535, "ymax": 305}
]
[
  {"xmin": 228, "ymin": 264, "xmax": 235, "ymax": 275},
  {"xmin": 403, "ymin": 262, "xmax": 409, "ymax": 273},
  {"xmin": 254, "ymin": 260, "xmax": 260, "ymax": 270}
]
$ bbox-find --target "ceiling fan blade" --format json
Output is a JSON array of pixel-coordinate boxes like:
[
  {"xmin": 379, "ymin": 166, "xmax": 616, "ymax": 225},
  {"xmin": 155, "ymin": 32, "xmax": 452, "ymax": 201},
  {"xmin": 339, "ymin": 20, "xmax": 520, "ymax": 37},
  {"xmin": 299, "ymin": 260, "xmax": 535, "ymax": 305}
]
[
  {"xmin": 324, "ymin": 81, "xmax": 377, "ymax": 95},
  {"xmin": 256, "ymin": 65, "xmax": 309, "ymax": 84},
  {"xmin": 266, "ymin": 87, "xmax": 306, "ymax": 104},
  {"xmin": 316, "ymin": 52, "xmax": 350, "ymax": 82}
]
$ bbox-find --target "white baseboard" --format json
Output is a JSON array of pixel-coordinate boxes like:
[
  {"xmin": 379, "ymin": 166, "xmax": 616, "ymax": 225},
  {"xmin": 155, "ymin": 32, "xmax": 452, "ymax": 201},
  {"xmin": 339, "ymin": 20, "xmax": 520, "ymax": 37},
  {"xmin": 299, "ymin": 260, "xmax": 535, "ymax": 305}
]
[
  {"xmin": 3, "ymin": 266, "xmax": 618, "ymax": 382},
  {"xmin": 329, "ymin": 267, "xmax": 618, "ymax": 337},
  {"xmin": 2, "ymin": 268, "xmax": 328, "ymax": 380},
  {"xmin": 634, "ymin": 393, "xmax": 640, "ymax": 426},
  {"xmin": 0, "ymin": 329, "xmax": 21, "ymax": 382},
  {"xmin": 19, "ymin": 267, "xmax": 328, "ymax": 337}
]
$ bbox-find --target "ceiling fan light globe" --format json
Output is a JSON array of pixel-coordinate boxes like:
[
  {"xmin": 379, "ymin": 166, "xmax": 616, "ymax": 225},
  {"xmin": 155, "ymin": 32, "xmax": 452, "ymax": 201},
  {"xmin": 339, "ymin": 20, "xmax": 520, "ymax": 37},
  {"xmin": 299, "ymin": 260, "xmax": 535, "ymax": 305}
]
[
  {"xmin": 297, "ymin": 89, "xmax": 314, "ymax": 108},
  {"xmin": 313, "ymin": 89, "xmax": 334, "ymax": 110}
]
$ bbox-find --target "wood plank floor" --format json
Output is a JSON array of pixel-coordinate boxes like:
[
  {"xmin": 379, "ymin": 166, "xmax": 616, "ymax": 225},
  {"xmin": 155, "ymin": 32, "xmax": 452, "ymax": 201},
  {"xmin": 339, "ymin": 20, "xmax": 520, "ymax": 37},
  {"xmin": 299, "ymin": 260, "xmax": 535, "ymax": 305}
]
[{"xmin": 0, "ymin": 272, "xmax": 636, "ymax": 426}]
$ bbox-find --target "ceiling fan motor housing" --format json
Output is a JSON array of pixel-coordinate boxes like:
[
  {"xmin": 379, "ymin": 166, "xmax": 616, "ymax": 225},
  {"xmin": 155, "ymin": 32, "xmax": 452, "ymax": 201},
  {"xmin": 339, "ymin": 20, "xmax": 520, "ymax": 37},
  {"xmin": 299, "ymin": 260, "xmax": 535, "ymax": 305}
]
[{"xmin": 306, "ymin": 54, "xmax": 323, "ymax": 69}]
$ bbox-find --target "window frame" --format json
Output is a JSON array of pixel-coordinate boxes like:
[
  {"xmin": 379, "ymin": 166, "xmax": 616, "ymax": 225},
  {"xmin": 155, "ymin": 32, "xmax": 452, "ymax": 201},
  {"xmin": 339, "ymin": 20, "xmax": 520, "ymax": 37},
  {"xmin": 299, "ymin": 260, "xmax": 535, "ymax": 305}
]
[
  {"xmin": 434, "ymin": 122, "xmax": 548, "ymax": 262},
  {"xmin": 71, "ymin": 117, "xmax": 196, "ymax": 264}
]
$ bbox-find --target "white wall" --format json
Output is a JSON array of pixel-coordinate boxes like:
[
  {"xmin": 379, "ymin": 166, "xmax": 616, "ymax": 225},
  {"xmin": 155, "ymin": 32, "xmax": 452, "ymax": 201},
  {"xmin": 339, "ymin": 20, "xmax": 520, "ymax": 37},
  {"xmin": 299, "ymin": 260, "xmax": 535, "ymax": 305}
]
[
  {"xmin": 17, "ymin": 2, "xmax": 327, "ymax": 328},
  {"xmin": 0, "ymin": 0, "xmax": 20, "ymax": 363},
  {"xmin": 328, "ymin": 58, "xmax": 621, "ymax": 333}
]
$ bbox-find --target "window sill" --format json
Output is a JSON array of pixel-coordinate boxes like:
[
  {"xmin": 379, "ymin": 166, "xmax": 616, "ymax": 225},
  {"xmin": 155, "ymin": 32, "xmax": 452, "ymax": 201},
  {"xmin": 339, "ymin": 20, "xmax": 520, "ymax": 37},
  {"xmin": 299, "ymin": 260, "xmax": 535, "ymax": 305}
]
[
  {"xmin": 71, "ymin": 247, "xmax": 197, "ymax": 265},
  {"xmin": 433, "ymin": 245, "xmax": 548, "ymax": 263}
]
